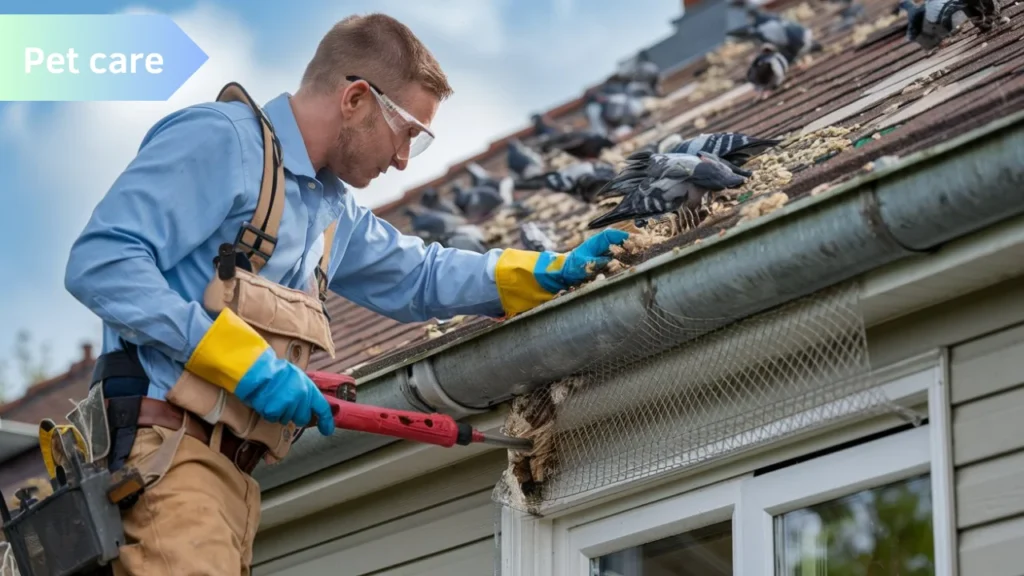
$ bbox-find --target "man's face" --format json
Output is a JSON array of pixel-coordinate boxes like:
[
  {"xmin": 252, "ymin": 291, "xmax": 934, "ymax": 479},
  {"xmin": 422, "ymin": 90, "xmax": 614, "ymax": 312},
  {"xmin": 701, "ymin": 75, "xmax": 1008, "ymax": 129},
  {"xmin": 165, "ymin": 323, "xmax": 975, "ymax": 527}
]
[{"xmin": 328, "ymin": 79, "xmax": 439, "ymax": 188}]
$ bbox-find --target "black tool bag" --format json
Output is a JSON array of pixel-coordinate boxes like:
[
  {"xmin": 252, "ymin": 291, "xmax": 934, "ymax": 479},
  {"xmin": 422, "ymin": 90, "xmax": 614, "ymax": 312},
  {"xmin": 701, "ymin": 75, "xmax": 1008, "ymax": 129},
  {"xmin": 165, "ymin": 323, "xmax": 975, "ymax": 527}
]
[{"xmin": 0, "ymin": 427, "xmax": 138, "ymax": 576}]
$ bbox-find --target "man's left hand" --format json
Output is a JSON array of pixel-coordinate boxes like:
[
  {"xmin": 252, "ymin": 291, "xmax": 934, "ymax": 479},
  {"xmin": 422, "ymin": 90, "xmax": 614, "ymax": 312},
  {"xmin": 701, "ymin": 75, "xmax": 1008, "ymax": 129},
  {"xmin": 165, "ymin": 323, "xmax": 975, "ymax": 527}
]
[{"xmin": 493, "ymin": 229, "xmax": 629, "ymax": 317}]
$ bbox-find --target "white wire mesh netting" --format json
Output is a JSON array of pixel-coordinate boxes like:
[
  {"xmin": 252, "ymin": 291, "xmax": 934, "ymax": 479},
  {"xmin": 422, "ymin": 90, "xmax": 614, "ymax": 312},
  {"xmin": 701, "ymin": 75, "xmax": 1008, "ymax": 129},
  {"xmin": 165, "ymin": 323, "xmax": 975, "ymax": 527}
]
[{"xmin": 491, "ymin": 280, "xmax": 914, "ymax": 514}]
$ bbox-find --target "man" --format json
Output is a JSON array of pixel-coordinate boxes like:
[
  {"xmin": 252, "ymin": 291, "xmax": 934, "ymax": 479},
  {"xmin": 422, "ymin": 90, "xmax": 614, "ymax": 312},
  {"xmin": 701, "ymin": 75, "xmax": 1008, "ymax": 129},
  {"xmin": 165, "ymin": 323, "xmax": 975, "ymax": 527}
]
[{"xmin": 63, "ymin": 12, "xmax": 626, "ymax": 576}]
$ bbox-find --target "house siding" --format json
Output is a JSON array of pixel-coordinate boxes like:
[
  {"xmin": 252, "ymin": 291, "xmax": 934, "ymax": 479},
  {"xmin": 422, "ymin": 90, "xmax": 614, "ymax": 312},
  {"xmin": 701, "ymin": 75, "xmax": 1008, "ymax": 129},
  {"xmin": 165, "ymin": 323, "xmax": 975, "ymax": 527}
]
[
  {"xmin": 252, "ymin": 450, "xmax": 507, "ymax": 576},
  {"xmin": 950, "ymin": 321, "xmax": 1024, "ymax": 576}
]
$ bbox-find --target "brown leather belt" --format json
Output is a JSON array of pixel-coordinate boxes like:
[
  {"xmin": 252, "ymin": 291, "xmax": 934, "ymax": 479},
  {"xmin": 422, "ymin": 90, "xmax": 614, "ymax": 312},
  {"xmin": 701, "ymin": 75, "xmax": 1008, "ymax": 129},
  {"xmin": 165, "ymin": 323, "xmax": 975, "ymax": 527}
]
[{"xmin": 116, "ymin": 397, "xmax": 267, "ymax": 475}]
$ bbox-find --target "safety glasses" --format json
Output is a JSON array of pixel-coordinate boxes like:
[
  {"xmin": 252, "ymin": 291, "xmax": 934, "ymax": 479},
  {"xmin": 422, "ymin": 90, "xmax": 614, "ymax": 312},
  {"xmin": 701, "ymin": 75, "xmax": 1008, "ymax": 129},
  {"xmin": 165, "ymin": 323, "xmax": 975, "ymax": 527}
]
[{"xmin": 346, "ymin": 75, "xmax": 435, "ymax": 159}]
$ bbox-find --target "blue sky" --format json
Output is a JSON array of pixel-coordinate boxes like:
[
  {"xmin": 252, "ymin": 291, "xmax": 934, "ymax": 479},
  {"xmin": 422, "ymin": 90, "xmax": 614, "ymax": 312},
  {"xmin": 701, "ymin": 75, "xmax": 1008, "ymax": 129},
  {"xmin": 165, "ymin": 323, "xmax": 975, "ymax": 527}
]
[{"xmin": 0, "ymin": 0, "xmax": 680, "ymax": 396}]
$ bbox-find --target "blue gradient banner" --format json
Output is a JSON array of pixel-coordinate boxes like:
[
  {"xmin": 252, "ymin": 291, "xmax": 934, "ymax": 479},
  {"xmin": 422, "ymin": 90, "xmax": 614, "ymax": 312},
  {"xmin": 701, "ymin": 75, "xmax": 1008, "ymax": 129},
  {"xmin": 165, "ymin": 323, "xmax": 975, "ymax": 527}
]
[{"xmin": 0, "ymin": 14, "xmax": 208, "ymax": 101}]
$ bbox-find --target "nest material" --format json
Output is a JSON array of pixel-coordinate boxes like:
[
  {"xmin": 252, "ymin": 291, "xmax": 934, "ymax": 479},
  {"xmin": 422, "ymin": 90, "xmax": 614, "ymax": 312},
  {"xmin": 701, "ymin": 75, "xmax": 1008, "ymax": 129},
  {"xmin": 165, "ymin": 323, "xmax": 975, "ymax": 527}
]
[
  {"xmin": 501, "ymin": 375, "xmax": 589, "ymax": 509},
  {"xmin": 735, "ymin": 125, "xmax": 853, "ymax": 197},
  {"xmin": 738, "ymin": 192, "xmax": 790, "ymax": 223}
]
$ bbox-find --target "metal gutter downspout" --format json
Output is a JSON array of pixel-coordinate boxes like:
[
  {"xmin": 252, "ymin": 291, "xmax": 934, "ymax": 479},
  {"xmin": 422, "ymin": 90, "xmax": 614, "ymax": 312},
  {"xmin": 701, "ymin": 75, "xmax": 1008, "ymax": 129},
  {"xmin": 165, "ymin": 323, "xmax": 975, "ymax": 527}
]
[{"xmin": 254, "ymin": 110, "xmax": 1024, "ymax": 492}]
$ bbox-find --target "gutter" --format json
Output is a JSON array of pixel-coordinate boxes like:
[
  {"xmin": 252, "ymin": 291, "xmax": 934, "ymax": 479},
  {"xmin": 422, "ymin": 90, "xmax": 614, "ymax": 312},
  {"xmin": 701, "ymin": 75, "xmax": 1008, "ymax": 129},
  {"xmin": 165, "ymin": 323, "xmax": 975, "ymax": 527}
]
[{"xmin": 253, "ymin": 108, "xmax": 1024, "ymax": 492}]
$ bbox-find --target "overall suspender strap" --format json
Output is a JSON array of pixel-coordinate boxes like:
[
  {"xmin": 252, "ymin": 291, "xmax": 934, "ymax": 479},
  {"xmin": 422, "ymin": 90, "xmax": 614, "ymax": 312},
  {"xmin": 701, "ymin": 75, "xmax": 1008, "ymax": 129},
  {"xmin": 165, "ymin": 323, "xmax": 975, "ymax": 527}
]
[
  {"xmin": 216, "ymin": 82, "xmax": 286, "ymax": 275},
  {"xmin": 215, "ymin": 82, "xmax": 335, "ymax": 292}
]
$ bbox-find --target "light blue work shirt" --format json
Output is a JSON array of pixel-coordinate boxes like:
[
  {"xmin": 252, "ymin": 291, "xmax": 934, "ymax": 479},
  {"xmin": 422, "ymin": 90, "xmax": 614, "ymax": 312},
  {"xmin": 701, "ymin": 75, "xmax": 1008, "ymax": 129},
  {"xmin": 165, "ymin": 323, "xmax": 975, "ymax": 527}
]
[{"xmin": 65, "ymin": 92, "xmax": 505, "ymax": 400}]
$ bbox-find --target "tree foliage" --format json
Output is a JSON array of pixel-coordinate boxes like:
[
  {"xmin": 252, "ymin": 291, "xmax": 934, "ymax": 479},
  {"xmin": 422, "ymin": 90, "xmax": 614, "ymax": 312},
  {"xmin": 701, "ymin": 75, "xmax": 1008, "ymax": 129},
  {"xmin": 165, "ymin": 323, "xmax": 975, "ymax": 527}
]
[{"xmin": 0, "ymin": 330, "xmax": 53, "ymax": 403}]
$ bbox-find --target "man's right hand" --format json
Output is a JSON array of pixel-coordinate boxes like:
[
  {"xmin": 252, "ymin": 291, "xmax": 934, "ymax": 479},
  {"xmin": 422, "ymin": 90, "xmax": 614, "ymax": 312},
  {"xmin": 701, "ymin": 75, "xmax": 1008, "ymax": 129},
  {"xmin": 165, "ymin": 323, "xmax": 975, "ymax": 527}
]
[
  {"xmin": 233, "ymin": 349, "xmax": 336, "ymax": 436},
  {"xmin": 184, "ymin": 308, "xmax": 336, "ymax": 436}
]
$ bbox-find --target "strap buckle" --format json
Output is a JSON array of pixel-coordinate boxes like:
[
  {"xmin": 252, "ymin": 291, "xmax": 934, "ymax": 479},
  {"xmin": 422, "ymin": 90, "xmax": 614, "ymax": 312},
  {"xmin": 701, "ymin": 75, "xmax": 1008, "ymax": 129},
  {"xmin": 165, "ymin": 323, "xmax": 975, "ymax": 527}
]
[{"xmin": 234, "ymin": 221, "xmax": 278, "ymax": 263}]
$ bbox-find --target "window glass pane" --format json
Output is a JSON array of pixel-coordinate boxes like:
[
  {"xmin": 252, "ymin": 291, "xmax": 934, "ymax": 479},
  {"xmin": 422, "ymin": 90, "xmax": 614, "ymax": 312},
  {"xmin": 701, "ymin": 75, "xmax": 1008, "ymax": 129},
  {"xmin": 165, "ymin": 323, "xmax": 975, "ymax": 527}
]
[
  {"xmin": 774, "ymin": 474, "xmax": 934, "ymax": 576},
  {"xmin": 593, "ymin": 520, "xmax": 732, "ymax": 576}
]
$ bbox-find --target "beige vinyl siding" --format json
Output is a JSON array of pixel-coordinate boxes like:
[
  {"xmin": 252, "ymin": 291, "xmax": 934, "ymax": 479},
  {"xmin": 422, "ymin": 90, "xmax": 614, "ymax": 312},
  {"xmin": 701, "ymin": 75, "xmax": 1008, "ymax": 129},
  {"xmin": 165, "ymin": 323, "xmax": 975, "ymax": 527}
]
[
  {"xmin": 950, "ymin": 321, "xmax": 1024, "ymax": 576},
  {"xmin": 253, "ymin": 450, "xmax": 506, "ymax": 576}
]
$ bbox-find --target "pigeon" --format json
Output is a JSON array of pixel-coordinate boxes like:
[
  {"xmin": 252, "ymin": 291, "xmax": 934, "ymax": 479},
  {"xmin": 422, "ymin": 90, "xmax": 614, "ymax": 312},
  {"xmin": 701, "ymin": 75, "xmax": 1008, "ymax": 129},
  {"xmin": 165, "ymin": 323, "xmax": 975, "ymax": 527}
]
[
  {"xmin": 519, "ymin": 222, "xmax": 559, "ymax": 252},
  {"xmin": 453, "ymin": 179, "xmax": 515, "ymax": 220},
  {"xmin": 404, "ymin": 206, "xmax": 470, "ymax": 241},
  {"xmin": 964, "ymin": 0, "xmax": 1005, "ymax": 32},
  {"xmin": 727, "ymin": 12, "xmax": 820, "ymax": 63},
  {"xmin": 659, "ymin": 132, "xmax": 780, "ymax": 167},
  {"xmin": 830, "ymin": 0, "xmax": 868, "ymax": 32},
  {"xmin": 897, "ymin": 0, "xmax": 969, "ymax": 50},
  {"xmin": 617, "ymin": 49, "xmax": 661, "ymax": 97},
  {"xmin": 443, "ymin": 230, "xmax": 488, "ymax": 253},
  {"xmin": 539, "ymin": 130, "xmax": 616, "ymax": 160},
  {"xmin": 583, "ymin": 90, "xmax": 610, "ymax": 136},
  {"xmin": 747, "ymin": 45, "xmax": 789, "ymax": 93},
  {"xmin": 465, "ymin": 162, "xmax": 504, "ymax": 190},
  {"xmin": 531, "ymin": 113, "xmax": 558, "ymax": 138},
  {"xmin": 587, "ymin": 150, "xmax": 749, "ymax": 230},
  {"xmin": 507, "ymin": 138, "xmax": 546, "ymax": 179},
  {"xmin": 420, "ymin": 186, "xmax": 459, "ymax": 215},
  {"xmin": 531, "ymin": 161, "xmax": 618, "ymax": 202}
]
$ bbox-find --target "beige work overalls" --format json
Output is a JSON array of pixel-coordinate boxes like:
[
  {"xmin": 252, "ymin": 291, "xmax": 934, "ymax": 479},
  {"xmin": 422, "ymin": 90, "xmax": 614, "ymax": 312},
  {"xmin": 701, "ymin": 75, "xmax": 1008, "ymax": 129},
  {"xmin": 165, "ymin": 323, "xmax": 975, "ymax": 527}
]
[{"xmin": 66, "ymin": 82, "xmax": 338, "ymax": 576}]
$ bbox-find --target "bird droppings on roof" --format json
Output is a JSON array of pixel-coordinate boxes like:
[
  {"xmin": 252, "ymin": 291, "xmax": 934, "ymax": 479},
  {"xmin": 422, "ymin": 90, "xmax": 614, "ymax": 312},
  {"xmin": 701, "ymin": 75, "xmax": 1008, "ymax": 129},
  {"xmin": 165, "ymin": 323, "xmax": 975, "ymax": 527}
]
[{"xmin": 311, "ymin": 0, "xmax": 1024, "ymax": 383}]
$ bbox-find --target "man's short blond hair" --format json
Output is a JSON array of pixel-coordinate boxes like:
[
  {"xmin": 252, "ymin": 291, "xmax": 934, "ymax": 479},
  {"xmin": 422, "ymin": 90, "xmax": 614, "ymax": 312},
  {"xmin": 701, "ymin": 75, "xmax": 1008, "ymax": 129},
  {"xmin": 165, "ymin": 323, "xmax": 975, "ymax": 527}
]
[{"xmin": 301, "ymin": 14, "xmax": 453, "ymax": 101}]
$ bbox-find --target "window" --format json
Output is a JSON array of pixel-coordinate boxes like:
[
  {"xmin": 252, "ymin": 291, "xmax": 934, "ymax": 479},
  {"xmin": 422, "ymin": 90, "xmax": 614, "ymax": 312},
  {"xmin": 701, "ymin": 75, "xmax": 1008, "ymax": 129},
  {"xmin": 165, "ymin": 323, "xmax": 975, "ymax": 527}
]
[
  {"xmin": 594, "ymin": 520, "xmax": 733, "ymax": 576},
  {"xmin": 507, "ymin": 360, "xmax": 956, "ymax": 576},
  {"xmin": 774, "ymin": 474, "xmax": 934, "ymax": 576}
]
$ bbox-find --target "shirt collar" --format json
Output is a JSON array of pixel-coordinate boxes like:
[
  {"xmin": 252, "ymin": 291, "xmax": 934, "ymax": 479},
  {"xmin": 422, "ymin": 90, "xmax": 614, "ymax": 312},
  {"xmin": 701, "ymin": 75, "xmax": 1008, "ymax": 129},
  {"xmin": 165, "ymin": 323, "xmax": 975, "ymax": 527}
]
[{"xmin": 263, "ymin": 92, "xmax": 318, "ymax": 180}]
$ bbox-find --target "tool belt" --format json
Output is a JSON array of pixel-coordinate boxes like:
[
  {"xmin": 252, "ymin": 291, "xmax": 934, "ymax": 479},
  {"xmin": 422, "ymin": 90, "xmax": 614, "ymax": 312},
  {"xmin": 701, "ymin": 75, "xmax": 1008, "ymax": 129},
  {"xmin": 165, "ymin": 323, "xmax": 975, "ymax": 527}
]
[{"xmin": 1, "ymin": 81, "xmax": 338, "ymax": 576}]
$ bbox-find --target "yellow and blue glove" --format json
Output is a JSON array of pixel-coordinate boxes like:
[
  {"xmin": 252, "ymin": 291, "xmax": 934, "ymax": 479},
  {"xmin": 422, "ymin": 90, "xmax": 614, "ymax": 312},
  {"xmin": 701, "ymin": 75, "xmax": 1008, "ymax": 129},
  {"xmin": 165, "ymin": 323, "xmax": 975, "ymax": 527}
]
[
  {"xmin": 495, "ymin": 228, "xmax": 629, "ymax": 317},
  {"xmin": 184, "ymin": 309, "xmax": 335, "ymax": 436}
]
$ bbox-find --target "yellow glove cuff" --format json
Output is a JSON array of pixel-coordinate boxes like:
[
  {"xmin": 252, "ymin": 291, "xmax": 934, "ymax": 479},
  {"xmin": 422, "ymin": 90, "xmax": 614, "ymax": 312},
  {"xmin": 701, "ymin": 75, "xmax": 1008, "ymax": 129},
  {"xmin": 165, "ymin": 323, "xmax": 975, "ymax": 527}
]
[
  {"xmin": 185, "ymin": 308, "xmax": 271, "ymax": 392},
  {"xmin": 495, "ymin": 249, "xmax": 561, "ymax": 317}
]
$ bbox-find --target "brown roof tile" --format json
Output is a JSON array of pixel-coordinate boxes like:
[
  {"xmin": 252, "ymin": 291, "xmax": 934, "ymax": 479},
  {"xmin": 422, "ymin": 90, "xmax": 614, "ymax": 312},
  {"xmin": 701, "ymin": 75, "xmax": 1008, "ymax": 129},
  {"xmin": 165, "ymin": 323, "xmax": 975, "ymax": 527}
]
[{"xmin": 315, "ymin": 0, "xmax": 1024, "ymax": 381}]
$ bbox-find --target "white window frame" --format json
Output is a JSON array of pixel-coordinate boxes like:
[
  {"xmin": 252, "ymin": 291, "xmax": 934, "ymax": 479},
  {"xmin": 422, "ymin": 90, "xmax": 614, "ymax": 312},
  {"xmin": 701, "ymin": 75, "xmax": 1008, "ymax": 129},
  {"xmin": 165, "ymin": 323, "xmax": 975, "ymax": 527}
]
[{"xmin": 501, "ymin": 353, "xmax": 958, "ymax": 576}]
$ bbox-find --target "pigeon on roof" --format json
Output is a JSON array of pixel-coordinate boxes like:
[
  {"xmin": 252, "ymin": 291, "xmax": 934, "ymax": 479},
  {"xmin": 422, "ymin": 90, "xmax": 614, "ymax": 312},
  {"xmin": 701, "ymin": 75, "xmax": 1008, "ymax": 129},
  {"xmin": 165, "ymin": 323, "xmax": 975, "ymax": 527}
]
[
  {"xmin": 420, "ymin": 186, "xmax": 459, "ymax": 215},
  {"xmin": 584, "ymin": 89, "xmax": 610, "ymax": 136},
  {"xmin": 964, "ymin": 0, "xmax": 1005, "ymax": 31},
  {"xmin": 726, "ymin": 11, "xmax": 820, "ymax": 62},
  {"xmin": 443, "ymin": 228, "xmax": 488, "ymax": 253},
  {"xmin": 528, "ymin": 160, "xmax": 617, "ymax": 202},
  {"xmin": 404, "ymin": 206, "xmax": 470, "ymax": 241},
  {"xmin": 658, "ymin": 132, "xmax": 781, "ymax": 167},
  {"xmin": 453, "ymin": 178, "xmax": 515, "ymax": 220},
  {"xmin": 747, "ymin": 45, "xmax": 789, "ymax": 94},
  {"xmin": 519, "ymin": 221, "xmax": 559, "ymax": 252},
  {"xmin": 587, "ymin": 151, "xmax": 749, "ymax": 230},
  {"xmin": 466, "ymin": 162, "xmax": 504, "ymax": 190},
  {"xmin": 539, "ymin": 130, "xmax": 616, "ymax": 160},
  {"xmin": 896, "ymin": 0, "xmax": 968, "ymax": 50},
  {"xmin": 507, "ymin": 138, "xmax": 546, "ymax": 179},
  {"xmin": 531, "ymin": 113, "xmax": 557, "ymax": 138}
]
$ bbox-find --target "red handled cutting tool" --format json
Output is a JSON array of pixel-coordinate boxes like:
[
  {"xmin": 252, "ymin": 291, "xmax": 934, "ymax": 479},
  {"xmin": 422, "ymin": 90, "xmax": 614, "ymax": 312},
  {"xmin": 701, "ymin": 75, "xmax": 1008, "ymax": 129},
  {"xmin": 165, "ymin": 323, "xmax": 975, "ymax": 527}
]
[{"xmin": 306, "ymin": 371, "xmax": 532, "ymax": 451}]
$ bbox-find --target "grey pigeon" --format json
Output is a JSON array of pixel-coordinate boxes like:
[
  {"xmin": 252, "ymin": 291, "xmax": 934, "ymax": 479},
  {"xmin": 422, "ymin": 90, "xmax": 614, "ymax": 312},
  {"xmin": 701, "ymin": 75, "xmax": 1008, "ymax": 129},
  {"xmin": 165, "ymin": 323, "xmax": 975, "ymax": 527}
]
[
  {"xmin": 540, "ymin": 130, "xmax": 616, "ymax": 160},
  {"xmin": 659, "ymin": 132, "xmax": 780, "ymax": 167},
  {"xmin": 404, "ymin": 206, "xmax": 469, "ymax": 241},
  {"xmin": 507, "ymin": 138, "xmax": 546, "ymax": 179},
  {"xmin": 420, "ymin": 186, "xmax": 458, "ymax": 215},
  {"xmin": 583, "ymin": 90, "xmax": 610, "ymax": 136},
  {"xmin": 587, "ymin": 150, "xmax": 748, "ymax": 229},
  {"xmin": 465, "ymin": 162, "xmax": 503, "ymax": 190},
  {"xmin": 964, "ymin": 0, "xmax": 1005, "ymax": 31},
  {"xmin": 747, "ymin": 45, "xmax": 789, "ymax": 93},
  {"xmin": 897, "ymin": 0, "xmax": 969, "ymax": 50},
  {"xmin": 443, "ymin": 230, "xmax": 488, "ymax": 253},
  {"xmin": 531, "ymin": 161, "xmax": 617, "ymax": 202},
  {"xmin": 453, "ymin": 180, "xmax": 514, "ymax": 220},
  {"xmin": 727, "ymin": 11, "xmax": 820, "ymax": 63},
  {"xmin": 519, "ymin": 222, "xmax": 558, "ymax": 252},
  {"xmin": 531, "ymin": 113, "xmax": 557, "ymax": 138}
]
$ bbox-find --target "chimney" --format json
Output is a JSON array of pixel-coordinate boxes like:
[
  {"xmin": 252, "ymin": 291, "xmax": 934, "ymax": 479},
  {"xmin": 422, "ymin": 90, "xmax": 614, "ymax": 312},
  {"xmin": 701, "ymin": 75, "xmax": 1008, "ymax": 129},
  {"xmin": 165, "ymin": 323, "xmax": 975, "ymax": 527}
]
[{"xmin": 81, "ymin": 343, "xmax": 94, "ymax": 362}]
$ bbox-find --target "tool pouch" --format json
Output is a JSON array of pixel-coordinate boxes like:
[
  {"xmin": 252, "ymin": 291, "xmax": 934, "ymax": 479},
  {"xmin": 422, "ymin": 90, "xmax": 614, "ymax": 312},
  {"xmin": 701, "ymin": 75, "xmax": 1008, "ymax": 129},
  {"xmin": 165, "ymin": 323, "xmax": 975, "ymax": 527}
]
[
  {"xmin": 1, "ymin": 428, "xmax": 128, "ymax": 576},
  {"xmin": 165, "ymin": 266, "xmax": 335, "ymax": 464}
]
